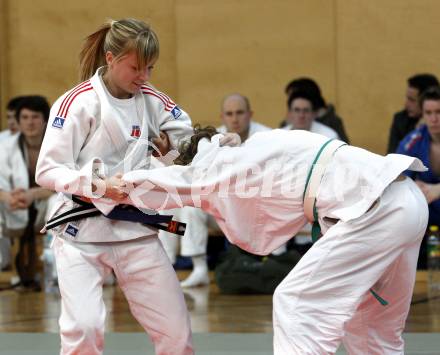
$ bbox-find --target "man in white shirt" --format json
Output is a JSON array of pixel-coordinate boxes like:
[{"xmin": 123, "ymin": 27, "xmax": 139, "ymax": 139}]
[
  {"xmin": 217, "ymin": 93, "xmax": 270, "ymax": 139},
  {"xmin": 0, "ymin": 96, "xmax": 25, "ymax": 270},
  {"xmin": 0, "ymin": 96, "xmax": 55, "ymax": 288},
  {"xmin": 284, "ymin": 90, "xmax": 339, "ymax": 139},
  {"xmin": 0, "ymin": 96, "xmax": 24, "ymax": 142}
]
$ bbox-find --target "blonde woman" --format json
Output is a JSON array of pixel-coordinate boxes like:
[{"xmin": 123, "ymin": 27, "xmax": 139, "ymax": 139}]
[{"xmin": 36, "ymin": 19, "xmax": 194, "ymax": 354}]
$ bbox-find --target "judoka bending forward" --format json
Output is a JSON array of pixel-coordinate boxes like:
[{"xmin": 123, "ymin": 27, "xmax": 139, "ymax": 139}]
[{"xmin": 116, "ymin": 127, "xmax": 428, "ymax": 355}]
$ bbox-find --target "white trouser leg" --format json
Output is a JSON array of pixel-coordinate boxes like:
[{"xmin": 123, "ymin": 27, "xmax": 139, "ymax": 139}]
[
  {"xmin": 273, "ymin": 178, "xmax": 428, "ymax": 354},
  {"xmin": 158, "ymin": 208, "xmax": 181, "ymax": 264},
  {"xmin": 342, "ymin": 241, "xmax": 420, "ymax": 354},
  {"xmin": 158, "ymin": 228, "xmax": 179, "ymax": 264},
  {"xmin": 113, "ymin": 237, "xmax": 194, "ymax": 355},
  {"xmin": 55, "ymin": 236, "xmax": 194, "ymax": 355},
  {"xmin": 159, "ymin": 207, "xmax": 209, "ymax": 260},
  {"xmin": 180, "ymin": 207, "xmax": 209, "ymax": 257},
  {"xmin": 178, "ymin": 208, "xmax": 210, "ymax": 287},
  {"xmin": 54, "ymin": 238, "xmax": 111, "ymax": 355}
]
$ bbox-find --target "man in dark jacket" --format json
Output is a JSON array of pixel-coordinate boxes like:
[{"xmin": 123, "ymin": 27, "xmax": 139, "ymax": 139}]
[
  {"xmin": 281, "ymin": 77, "xmax": 350, "ymax": 143},
  {"xmin": 387, "ymin": 73, "xmax": 439, "ymax": 153}
]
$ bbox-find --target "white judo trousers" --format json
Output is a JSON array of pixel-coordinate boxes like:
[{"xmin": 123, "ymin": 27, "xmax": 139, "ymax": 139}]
[
  {"xmin": 273, "ymin": 178, "xmax": 428, "ymax": 354},
  {"xmin": 53, "ymin": 235, "xmax": 193, "ymax": 355}
]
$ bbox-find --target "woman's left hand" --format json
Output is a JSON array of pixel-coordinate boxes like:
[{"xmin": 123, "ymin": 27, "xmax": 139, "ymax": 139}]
[
  {"xmin": 152, "ymin": 131, "xmax": 171, "ymax": 158},
  {"xmin": 219, "ymin": 132, "xmax": 241, "ymax": 147}
]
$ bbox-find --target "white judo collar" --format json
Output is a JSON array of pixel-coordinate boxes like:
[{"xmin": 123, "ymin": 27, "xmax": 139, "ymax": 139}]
[{"xmin": 90, "ymin": 68, "xmax": 150, "ymax": 176}]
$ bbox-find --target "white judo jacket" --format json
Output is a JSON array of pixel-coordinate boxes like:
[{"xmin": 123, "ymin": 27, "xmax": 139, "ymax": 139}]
[
  {"xmin": 0, "ymin": 134, "xmax": 51, "ymax": 232},
  {"xmin": 0, "ymin": 129, "xmax": 17, "ymax": 143},
  {"xmin": 123, "ymin": 129, "xmax": 426, "ymax": 255},
  {"xmin": 36, "ymin": 68, "xmax": 193, "ymax": 242}
]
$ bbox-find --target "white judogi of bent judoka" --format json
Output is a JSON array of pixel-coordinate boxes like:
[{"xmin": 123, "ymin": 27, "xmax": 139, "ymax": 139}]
[
  {"xmin": 36, "ymin": 68, "xmax": 194, "ymax": 355},
  {"xmin": 159, "ymin": 120, "xmax": 272, "ymax": 266},
  {"xmin": 122, "ymin": 129, "xmax": 429, "ymax": 355}
]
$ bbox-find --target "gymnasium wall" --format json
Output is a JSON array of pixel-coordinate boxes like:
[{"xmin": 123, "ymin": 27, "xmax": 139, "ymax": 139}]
[{"xmin": 1, "ymin": 0, "xmax": 440, "ymax": 153}]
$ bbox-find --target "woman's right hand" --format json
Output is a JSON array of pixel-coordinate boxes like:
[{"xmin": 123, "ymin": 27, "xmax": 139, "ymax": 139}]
[
  {"xmin": 103, "ymin": 173, "xmax": 129, "ymax": 202},
  {"xmin": 219, "ymin": 132, "xmax": 241, "ymax": 147}
]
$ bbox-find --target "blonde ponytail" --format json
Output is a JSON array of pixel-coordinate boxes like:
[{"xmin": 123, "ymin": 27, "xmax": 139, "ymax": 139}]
[{"xmin": 79, "ymin": 22, "xmax": 111, "ymax": 81}]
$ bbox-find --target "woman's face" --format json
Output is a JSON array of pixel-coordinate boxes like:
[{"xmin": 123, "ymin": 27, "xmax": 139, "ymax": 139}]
[{"xmin": 105, "ymin": 51, "xmax": 155, "ymax": 98}]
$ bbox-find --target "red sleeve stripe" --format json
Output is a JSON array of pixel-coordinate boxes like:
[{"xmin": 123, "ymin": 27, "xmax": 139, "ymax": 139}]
[
  {"xmin": 62, "ymin": 86, "xmax": 93, "ymax": 119},
  {"xmin": 147, "ymin": 86, "xmax": 176, "ymax": 108},
  {"xmin": 141, "ymin": 89, "xmax": 174, "ymax": 111},
  {"xmin": 141, "ymin": 85, "xmax": 176, "ymax": 111},
  {"xmin": 57, "ymin": 80, "xmax": 91, "ymax": 117},
  {"xmin": 405, "ymin": 135, "xmax": 422, "ymax": 152},
  {"xmin": 141, "ymin": 86, "xmax": 175, "ymax": 109}
]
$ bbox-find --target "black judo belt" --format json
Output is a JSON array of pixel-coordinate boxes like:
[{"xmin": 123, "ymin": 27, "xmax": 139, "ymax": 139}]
[{"xmin": 44, "ymin": 196, "xmax": 186, "ymax": 236}]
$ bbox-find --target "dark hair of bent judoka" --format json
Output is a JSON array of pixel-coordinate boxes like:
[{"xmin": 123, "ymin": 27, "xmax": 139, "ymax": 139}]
[{"xmin": 174, "ymin": 125, "xmax": 218, "ymax": 166}]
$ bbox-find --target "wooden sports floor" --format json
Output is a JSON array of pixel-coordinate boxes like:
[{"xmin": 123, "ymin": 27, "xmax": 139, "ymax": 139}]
[{"xmin": 0, "ymin": 271, "xmax": 439, "ymax": 334}]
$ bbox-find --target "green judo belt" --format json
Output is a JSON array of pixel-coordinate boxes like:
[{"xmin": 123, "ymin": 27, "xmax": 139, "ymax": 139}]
[
  {"xmin": 302, "ymin": 139, "xmax": 388, "ymax": 306},
  {"xmin": 302, "ymin": 138, "xmax": 346, "ymax": 242}
]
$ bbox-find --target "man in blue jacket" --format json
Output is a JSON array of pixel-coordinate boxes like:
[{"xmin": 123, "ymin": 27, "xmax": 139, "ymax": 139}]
[{"xmin": 397, "ymin": 85, "xmax": 440, "ymax": 268}]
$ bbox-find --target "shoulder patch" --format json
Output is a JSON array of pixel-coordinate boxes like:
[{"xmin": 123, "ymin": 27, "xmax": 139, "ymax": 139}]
[
  {"xmin": 64, "ymin": 223, "xmax": 79, "ymax": 238},
  {"xmin": 52, "ymin": 116, "xmax": 65, "ymax": 129},
  {"xmin": 53, "ymin": 80, "xmax": 93, "ymax": 128},
  {"xmin": 170, "ymin": 105, "xmax": 182, "ymax": 119}
]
